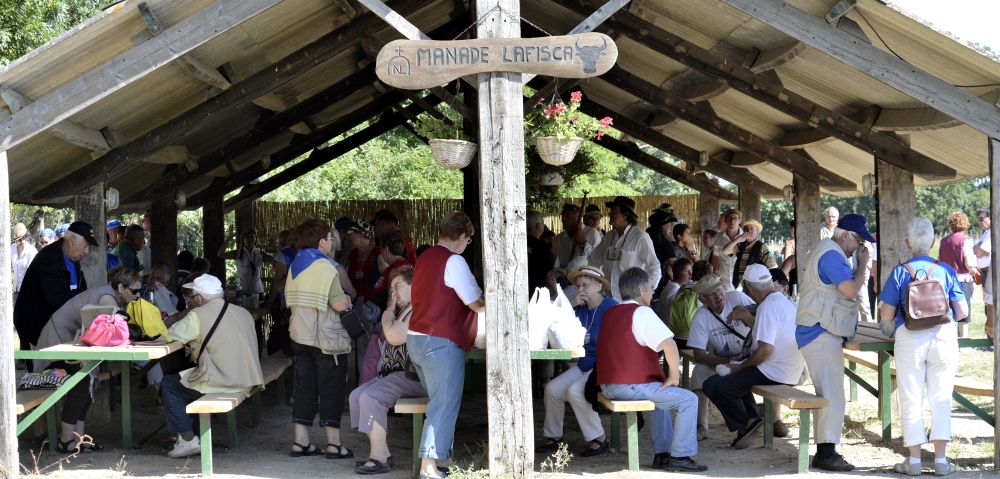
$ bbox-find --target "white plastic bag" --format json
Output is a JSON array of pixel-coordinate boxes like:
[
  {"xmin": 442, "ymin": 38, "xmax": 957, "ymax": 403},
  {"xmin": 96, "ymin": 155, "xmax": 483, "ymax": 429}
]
[
  {"xmin": 547, "ymin": 287, "xmax": 586, "ymax": 349},
  {"xmin": 473, "ymin": 312, "xmax": 487, "ymax": 350},
  {"xmin": 527, "ymin": 288, "xmax": 554, "ymax": 350}
]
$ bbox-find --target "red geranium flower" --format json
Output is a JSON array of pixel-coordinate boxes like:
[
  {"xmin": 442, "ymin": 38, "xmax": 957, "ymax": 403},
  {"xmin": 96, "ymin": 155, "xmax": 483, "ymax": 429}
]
[
  {"xmin": 600, "ymin": 117, "xmax": 613, "ymax": 128},
  {"xmin": 570, "ymin": 91, "xmax": 583, "ymax": 102}
]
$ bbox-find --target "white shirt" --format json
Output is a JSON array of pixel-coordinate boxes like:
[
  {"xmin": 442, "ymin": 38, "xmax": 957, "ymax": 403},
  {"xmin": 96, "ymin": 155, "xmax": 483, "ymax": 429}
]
[
  {"xmin": 588, "ymin": 225, "xmax": 661, "ymax": 301},
  {"xmin": 444, "ymin": 255, "xmax": 482, "ymax": 304},
  {"xmin": 820, "ymin": 223, "xmax": 835, "ymax": 240},
  {"xmin": 976, "ymin": 229, "xmax": 992, "ymax": 269},
  {"xmin": 138, "ymin": 244, "xmax": 152, "ymax": 274},
  {"xmin": 753, "ymin": 292, "xmax": 806, "ymax": 385},
  {"xmin": 620, "ymin": 300, "xmax": 672, "ymax": 351},
  {"xmin": 553, "ymin": 227, "xmax": 602, "ymax": 269},
  {"xmin": 10, "ymin": 242, "xmax": 37, "ymax": 292},
  {"xmin": 687, "ymin": 291, "xmax": 755, "ymax": 357},
  {"xmin": 713, "ymin": 228, "xmax": 743, "ymax": 292},
  {"xmin": 656, "ymin": 282, "xmax": 682, "ymax": 322},
  {"xmin": 236, "ymin": 247, "xmax": 265, "ymax": 294}
]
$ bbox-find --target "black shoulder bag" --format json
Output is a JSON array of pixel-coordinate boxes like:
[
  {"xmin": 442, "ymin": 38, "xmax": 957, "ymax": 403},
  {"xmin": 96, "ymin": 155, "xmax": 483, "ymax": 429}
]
[{"xmin": 161, "ymin": 301, "xmax": 229, "ymax": 375}]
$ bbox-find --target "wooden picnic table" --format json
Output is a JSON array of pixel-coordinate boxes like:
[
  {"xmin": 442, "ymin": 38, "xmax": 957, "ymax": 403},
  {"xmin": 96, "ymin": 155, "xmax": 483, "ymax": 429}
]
[
  {"xmin": 843, "ymin": 321, "xmax": 992, "ymax": 443},
  {"xmin": 464, "ymin": 348, "xmax": 585, "ymax": 360},
  {"xmin": 15, "ymin": 341, "xmax": 184, "ymax": 451}
]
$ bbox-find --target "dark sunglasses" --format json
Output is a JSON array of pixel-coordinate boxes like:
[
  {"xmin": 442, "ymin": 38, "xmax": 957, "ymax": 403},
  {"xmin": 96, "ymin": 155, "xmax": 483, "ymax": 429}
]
[
  {"xmin": 978, "ymin": 217, "xmax": 989, "ymax": 222},
  {"xmin": 129, "ymin": 288, "xmax": 142, "ymax": 295}
]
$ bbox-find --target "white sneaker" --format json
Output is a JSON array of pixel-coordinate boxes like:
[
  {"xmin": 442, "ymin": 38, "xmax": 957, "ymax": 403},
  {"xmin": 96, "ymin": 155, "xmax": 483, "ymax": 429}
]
[
  {"xmin": 167, "ymin": 436, "xmax": 201, "ymax": 458},
  {"xmin": 934, "ymin": 461, "xmax": 956, "ymax": 476},
  {"xmin": 893, "ymin": 461, "xmax": 921, "ymax": 476}
]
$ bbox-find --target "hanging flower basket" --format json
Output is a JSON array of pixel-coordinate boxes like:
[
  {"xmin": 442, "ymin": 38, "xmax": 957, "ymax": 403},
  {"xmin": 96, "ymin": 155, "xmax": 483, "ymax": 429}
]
[
  {"xmin": 536, "ymin": 136, "xmax": 583, "ymax": 166},
  {"xmin": 429, "ymin": 139, "xmax": 477, "ymax": 170},
  {"xmin": 539, "ymin": 173, "xmax": 565, "ymax": 186}
]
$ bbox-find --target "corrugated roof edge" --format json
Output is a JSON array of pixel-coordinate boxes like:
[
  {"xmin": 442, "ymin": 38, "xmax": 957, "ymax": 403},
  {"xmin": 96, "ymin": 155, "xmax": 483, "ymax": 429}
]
[{"xmin": 882, "ymin": 0, "xmax": 1000, "ymax": 66}]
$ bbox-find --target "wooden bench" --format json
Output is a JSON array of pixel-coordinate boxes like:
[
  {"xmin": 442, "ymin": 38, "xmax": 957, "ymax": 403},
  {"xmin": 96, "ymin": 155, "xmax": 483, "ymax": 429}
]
[
  {"xmin": 395, "ymin": 397, "xmax": 428, "ymax": 479},
  {"xmin": 16, "ymin": 389, "xmax": 58, "ymax": 452},
  {"xmin": 678, "ymin": 349, "xmax": 696, "ymax": 389},
  {"xmin": 186, "ymin": 393, "xmax": 248, "ymax": 476},
  {"xmin": 597, "ymin": 392, "xmax": 654, "ymax": 471},
  {"xmin": 753, "ymin": 385, "xmax": 829, "ymax": 473},
  {"xmin": 251, "ymin": 354, "xmax": 295, "ymax": 426}
]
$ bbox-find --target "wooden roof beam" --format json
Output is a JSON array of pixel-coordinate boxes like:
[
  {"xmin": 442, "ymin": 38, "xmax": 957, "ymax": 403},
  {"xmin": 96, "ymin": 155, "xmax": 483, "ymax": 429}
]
[
  {"xmin": 682, "ymin": 80, "xmax": 729, "ymax": 102},
  {"xmin": 780, "ymin": 105, "xmax": 881, "ymax": 149},
  {"xmin": 30, "ymin": 0, "xmax": 444, "ymax": 202},
  {"xmin": 749, "ymin": 41, "xmax": 806, "ymax": 73},
  {"xmin": 596, "ymin": 135, "xmax": 738, "ymax": 200},
  {"xmin": 0, "ymin": 0, "xmax": 284, "ymax": 152},
  {"xmin": 600, "ymin": 66, "xmax": 857, "ymax": 191},
  {"xmin": 0, "ymin": 85, "xmax": 113, "ymax": 152},
  {"xmin": 714, "ymin": 0, "xmax": 1000, "ymax": 139},
  {"xmin": 546, "ymin": 0, "xmax": 956, "ymax": 180}
]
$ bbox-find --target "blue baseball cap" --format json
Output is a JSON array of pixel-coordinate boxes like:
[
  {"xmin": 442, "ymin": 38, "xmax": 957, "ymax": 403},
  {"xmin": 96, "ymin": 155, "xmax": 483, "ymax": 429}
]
[
  {"xmin": 39, "ymin": 228, "xmax": 55, "ymax": 238},
  {"xmin": 55, "ymin": 223, "xmax": 71, "ymax": 236},
  {"xmin": 106, "ymin": 218, "xmax": 122, "ymax": 229},
  {"xmin": 837, "ymin": 214, "xmax": 875, "ymax": 243},
  {"xmin": 334, "ymin": 216, "xmax": 351, "ymax": 231}
]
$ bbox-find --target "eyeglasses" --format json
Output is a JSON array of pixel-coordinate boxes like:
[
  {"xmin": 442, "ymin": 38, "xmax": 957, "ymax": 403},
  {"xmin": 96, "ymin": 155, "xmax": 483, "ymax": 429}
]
[
  {"xmin": 323, "ymin": 236, "xmax": 334, "ymax": 242},
  {"xmin": 129, "ymin": 288, "xmax": 142, "ymax": 295},
  {"xmin": 978, "ymin": 217, "xmax": 989, "ymax": 223},
  {"xmin": 466, "ymin": 237, "xmax": 473, "ymax": 245},
  {"xmin": 725, "ymin": 216, "xmax": 740, "ymax": 222}
]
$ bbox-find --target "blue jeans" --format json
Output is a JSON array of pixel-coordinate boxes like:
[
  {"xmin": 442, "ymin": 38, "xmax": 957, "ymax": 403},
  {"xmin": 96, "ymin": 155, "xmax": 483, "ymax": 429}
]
[
  {"xmin": 702, "ymin": 366, "xmax": 779, "ymax": 432},
  {"xmin": 601, "ymin": 382, "xmax": 698, "ymax": 457},
  {"xmin": 162, "ymin": 373, "xmax": 203, "ymax": 434},
  {"xmin": 407, "ymin": 334, "xmax": 466, "ymax": 460}
]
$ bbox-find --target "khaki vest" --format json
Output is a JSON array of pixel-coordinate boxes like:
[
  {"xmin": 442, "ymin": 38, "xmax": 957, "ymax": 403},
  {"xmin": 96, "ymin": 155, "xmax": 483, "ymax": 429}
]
[
  {"xmin": 795, "ymin": 238, "xmax": 858, "ymax": 338},
  {"xmin": 182, "ymin": 298, "xmax": 264, "ymax": 390}
]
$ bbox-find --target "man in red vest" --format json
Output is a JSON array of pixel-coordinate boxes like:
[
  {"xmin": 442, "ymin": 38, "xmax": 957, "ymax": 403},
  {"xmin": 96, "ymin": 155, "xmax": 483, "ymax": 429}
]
[{"xmin": 596, "ymin": 267, "xmax": 707, "ymax": 472}]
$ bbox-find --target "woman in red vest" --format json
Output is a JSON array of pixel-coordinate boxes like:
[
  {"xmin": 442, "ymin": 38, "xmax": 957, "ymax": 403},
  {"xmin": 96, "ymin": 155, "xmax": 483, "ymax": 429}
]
[
  {"xmin": 407, "ymin": 212, "xmax": 485, "ymax": 479},
  {"xmin": 938, "ymin": 212, "xmax": 977, "ymax": 338}
]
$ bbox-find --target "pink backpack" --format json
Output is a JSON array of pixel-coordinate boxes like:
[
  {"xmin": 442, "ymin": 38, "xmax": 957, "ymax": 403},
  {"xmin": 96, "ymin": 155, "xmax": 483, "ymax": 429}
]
[{"xmin": 80, "ymin": 314, "xmax": 132, "ymax": 347}]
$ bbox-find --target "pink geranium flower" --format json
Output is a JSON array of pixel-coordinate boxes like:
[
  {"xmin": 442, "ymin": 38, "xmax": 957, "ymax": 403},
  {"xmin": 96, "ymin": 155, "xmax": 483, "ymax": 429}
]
[
  {"xmin": 570, "ymin": 91, "xmax": 583, "ymax": 102},
  {"xmin": 600, "ymin": 117, "xmax": 613, "ymax": 128}
]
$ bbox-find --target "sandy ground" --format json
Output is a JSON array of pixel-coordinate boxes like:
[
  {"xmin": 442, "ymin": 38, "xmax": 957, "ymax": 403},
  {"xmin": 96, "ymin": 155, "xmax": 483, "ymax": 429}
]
[{"xmin": 16, "ymin": 356, "xmax": 998, "ymax": 479}]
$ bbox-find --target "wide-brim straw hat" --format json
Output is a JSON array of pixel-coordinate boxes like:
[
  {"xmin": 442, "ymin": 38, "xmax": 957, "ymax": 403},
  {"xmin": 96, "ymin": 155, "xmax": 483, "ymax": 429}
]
[
  {"xmin": 567, "ymin": 265, "xmax": 612, "ymax": 292},
  {"xmin": 12, "ymin": 223, "xmax": 27, "ymax": 241},
  {"xmin": 740, "ymin": 219, "xmax": 763, "ymax": 232},
  {"xmin": 693, "ymin": 274, "xmax": 726, "ymax": 295}
]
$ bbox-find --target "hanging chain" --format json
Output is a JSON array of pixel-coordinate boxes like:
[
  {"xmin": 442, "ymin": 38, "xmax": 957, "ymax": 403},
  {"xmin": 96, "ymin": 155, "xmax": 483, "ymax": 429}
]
[{"xmin": 452, "ymin": 6, "xmax": 553, "ymax": 40}]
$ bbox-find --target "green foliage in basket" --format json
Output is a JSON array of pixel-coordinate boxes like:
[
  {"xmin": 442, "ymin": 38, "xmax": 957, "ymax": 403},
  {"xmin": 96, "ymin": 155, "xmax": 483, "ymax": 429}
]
[
  {"xmin": 525, "ymin": 144, "xmax": 601, "ymax": 213},
  {"xmin": 524, "ymin": 90, "xmax": 613, "ymax": 146},
  {"xmin": 412, "ymin": 94, "xmax": 473, "ymax": 142}
]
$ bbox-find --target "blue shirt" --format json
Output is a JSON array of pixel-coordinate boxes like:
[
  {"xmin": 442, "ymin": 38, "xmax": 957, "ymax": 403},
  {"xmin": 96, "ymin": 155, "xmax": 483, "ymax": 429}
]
[
  {"xmin": 796, "ymin": 250, "xmax": 856, "ymax": 348},
  {"xmin": 878, "ymin": 256, "xmax": 965, "ymax": 329},
  {"xmin": 575, "ymin": 296, "xmax": 618, "ymax": 372},
  {"xmin": 63, "ymin": 254, "xmax": 78, "ymax": 290}
]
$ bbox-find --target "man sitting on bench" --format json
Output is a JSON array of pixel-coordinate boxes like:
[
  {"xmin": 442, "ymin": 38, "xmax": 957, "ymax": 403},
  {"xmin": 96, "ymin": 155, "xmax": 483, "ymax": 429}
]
[
  {"xmin": 596, "ymin": 267, "xmax": 707, "ymax": 472},
  {"xmin": 161, "ymin": 275, "xmax": 264, "ymax": 457},
  {"xmin": 703, "ymin": 264, "xmax": 806, "ymax": 450}
]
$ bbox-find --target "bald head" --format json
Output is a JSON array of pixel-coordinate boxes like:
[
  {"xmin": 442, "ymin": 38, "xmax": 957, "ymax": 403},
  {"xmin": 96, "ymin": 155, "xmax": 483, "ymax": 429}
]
[{"xmin": 824, "ymin": 207, "xmax": 839, "ymax": 228}]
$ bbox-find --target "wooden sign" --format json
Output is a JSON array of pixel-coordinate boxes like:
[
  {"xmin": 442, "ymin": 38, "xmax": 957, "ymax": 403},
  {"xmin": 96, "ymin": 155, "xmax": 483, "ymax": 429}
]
[{"xmin": 376, "ymin": 33, "xmax": 618, "ymax": 89}]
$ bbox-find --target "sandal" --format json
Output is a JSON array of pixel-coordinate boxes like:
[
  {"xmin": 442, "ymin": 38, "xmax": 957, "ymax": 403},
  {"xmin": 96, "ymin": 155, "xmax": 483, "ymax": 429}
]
[
  {"xmin": 80, "ymin": 442, "xmax": 105, "ymax": 453},
  {"xmin": 327, "ymin": 443, "xmax": 354, "ymax": 459},
  {"xmin": 32, "ymin": 432, "xmax": 48, "ymax": 449},
  {"xmin": 356, "ymin": 457, "xmax": 395, "ymax": 468},
  {"xmin": 356, "ymin": 457, "xmax": 392, "ymax": 474},
  {"xmin": 534, "ymin": 437, "xmax": 563, "ymax": 453},
  {"xmin": 290, "ymin": 442, "xmax": 323, "ymax": 457},
  {"xmin": 579, "ymin": 438, "xmax": 610, "ymax": 457},
  {"xmin": 56, "ymin": 438, "xmax": 78, "ymax": 454}
]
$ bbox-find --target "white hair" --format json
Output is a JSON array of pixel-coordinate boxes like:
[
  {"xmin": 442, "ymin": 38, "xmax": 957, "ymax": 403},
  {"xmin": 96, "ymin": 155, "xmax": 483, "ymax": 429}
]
[
  {"xmin": 199, "ymin": 292, "xmax": 224, "ymax": 302},
  {"xmin": 907, "ymin": 217, "xmax": 935, "ymax": 254},
  {"xmin": 743, "ymin": 280, "xmax": 772, "ymax": 293},
  {"xmin": 833, "ymin": 227, "xmax": 852, "ymax": 241},
  {"xmin": 526, "ymin": 210, "xmax": 544, "ymax": 232},
  {"xmin": 328, "ymin": 228, "xmax": 341, "ymax": 253},
  {"xmin": 826, "ymin": 206, "xmax": 839, "ymax": 216},
  {"xmin": 566, "ymin": 256, "xmax": 588, "ymax": 275},
  {"xmin": 63, "ymin": 230, "xmax": 82, "ymax": 242}
]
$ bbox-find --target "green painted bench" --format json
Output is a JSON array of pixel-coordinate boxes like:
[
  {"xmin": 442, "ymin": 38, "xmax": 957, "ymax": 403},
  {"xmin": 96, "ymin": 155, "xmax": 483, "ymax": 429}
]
[
  {"xmin": 598, "ymin": 392, "xmax": 654, "ymax": 471},
  {"xmin": 16, "ymin": 389, "xmax": 58, "ymax": 452},
  {"xmin": 754, "ymin": 384, "xmax": 829, "ymax": 474},
  {"xmin": 395, "ymin": 397, "xmax": 428, "ymax": 479}
]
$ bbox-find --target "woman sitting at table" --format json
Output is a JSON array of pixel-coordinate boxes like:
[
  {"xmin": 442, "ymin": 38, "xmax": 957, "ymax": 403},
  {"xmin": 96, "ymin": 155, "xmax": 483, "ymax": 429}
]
[
  {"xmin": 536, "ymin": 266, "xmax": 617, "ymax": 457},
  {"xmin": 878, "ymin": 217, "xmax": 967, "ymax": 476},
  {"xmin": 407, "ymin": 212, "xmax": 485, "ymax": 479},
  {"xmin": 34, "ymin": 266, "xmax": 143, "ymax": 453},
  {"xmin": 349, "ymin": 266, "xmax": 426, "ymax": 474}
]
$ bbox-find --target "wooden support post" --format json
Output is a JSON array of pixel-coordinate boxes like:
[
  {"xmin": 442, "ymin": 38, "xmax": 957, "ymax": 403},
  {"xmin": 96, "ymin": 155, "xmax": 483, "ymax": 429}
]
[
  {"xmin": 0, "ymin": 150, "xmax": 15, "ymax": 479},
  {"xmin": 462, "ymin": 80, "xmax": 483, "ymax": 282},
  {"xmin": 203, "ymin": 197, "xmax": 227, "ymax": 284},
  {"xmin": 793, "ymin": 174, "xmax": 820, "ymax": 283},
  {"xmin": 151, "ymin": 194, "xmax": 178, "ymax": 289},
  {"xmin": 874, "ymin": 159, "xmax": 914, "ymax": 288},
  {"xmin": 476, "ymin": 2, "xmax": 532, "ymax": 477},
  {"xmin": 235, "ymin": 202, "xmax": 255, "ymax": 240},
  {"xmin": 989, "ymin": 137, "xmax": 1000, "ymax": 471},
  {"xmin": 739, "ymin": 188, "xmax": 761, "ymax": 221},
  {"xmin": 74, "ymin": 183, "xmax": 107, "ymax": 287},
  {"xmin": 699, "ymin": 193, "xmax": 720, "ymax": 234}
]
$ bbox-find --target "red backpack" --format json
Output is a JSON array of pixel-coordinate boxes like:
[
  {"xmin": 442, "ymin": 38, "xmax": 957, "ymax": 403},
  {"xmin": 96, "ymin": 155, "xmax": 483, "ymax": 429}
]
[{"xmin": 901, "ymin": 262, "xmax": 951, "ymax": 330}]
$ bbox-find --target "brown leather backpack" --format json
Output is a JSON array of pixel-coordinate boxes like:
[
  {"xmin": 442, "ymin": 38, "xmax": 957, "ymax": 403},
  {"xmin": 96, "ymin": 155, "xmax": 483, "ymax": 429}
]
[{"xmin": 901, "ymin": 262, "xmax": 951, "ymax": 331}]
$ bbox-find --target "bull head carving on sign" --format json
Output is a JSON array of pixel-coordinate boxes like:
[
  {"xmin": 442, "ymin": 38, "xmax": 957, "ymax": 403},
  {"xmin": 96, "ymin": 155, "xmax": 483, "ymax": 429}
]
[{"xmin": 575, "ymin": 38, "xmax": 607, "ymax": 74}]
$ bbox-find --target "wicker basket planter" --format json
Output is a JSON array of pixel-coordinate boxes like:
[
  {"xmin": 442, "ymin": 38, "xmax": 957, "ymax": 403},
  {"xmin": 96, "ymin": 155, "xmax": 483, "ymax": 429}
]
[
  {"xmin": 429, "ymin": 139, "xmax": 477, "ymax": 170},
  {"xmin": 536, "ymin": 136, "xmax": 583, "ymax": 166}
]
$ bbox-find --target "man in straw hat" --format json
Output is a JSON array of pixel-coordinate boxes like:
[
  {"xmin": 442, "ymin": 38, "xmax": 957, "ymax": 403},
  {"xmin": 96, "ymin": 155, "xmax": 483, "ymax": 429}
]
[
  {"xmin": 795, "ymin": 214, "xmax": 874, "ymax": 471},
  {"xmin": 702, "ymin": 264, "xmax": 805, "ymax": 450},
  {"xmin": 583, "ymin": 204, "xmax": 604, "ymax": 238},
  {"xmin": 685, "ymin": 274, "xmax": 756, "ymax": 441},
  {"xmin": 588, "ymin": 196, "xmax": 661, "ymax": 301},
  {"xmin": 721, "ymin": 219, "xmax": 776, "ymax": 288},
  {"xmin": 596, "ymin": 267, "xmax": 706, "ymax": 472},
  {"xmin": 536, "ymin": 265, "xmax": 618, "ymax": 457},
  {"xmin": 10, "ymin": 223, "xmax": 36, "ymax": 306},
  {"xmin": 712, "ymin": 209, "xmax": 743, "ymax": 291}
]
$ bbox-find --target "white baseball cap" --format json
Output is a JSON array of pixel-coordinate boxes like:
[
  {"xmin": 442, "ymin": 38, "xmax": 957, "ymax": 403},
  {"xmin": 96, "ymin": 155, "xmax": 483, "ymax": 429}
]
[
  {"xmin": 742, "ymin": 264, "xmax": 772, "ymax": 284},
  {"xmin": 183, "ymin": 275, "xmax": 224, "ymax": 296}
]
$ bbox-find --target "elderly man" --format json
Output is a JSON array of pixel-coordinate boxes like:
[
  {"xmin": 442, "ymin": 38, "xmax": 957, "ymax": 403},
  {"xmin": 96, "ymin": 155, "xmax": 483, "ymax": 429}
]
[
  {"xmin": 526, "ymin": 210, "xmax": 555, "ymax": 295},
  {"xmin": 147, "ymin": 265, "xmax": 179, "ymax": 315},
  {"xmin": 686, "ymin": 274, "xmax": 755, "ymax": 440},
  {"xmin": 106, "ymin": 218, "xmax": 123, "ymax": 252},
  {"xmin": 722, "ymin": 219, "xmax": 777, "ymax": 288},
  {"xmin": 974, "ymin": 207, "xmax": 994, "ymax": 341},
  {"xmin": 820, "ymin": 207, "xmax": 839, "ymax": 240},
  {"xmin": 597, "ymin": 267, "xmax": 707, "ymax": 472},
  {"xmin": 795, "ymin": 213, "xmax": 873, "ymax": 471},
  {"xmin": 11, "ymin": 223, "xmax": 37, "ymax": 306},
  {"xmin": 553, "ymin": 204, "xmax": 602, "ymax": 272},
  {"xmin": 711, "ymin": 209, "xmax": 743, "ymax": 291},
  {"xmin": 13, "ymin": 221, "xmax": 96, "ymax": 354},
  {"xmin": 702, "ymin": 264, "xmax": 805, "ymax": 450},
  {"xmin": 161, "ymin": 275, "xmax": 264, "ymax": 457},
  {"xmin": 583, "ymin": 204, "xmax": 603, "ymax": 237},
  {"xmin": 589, "ymin": 197, "xmax": 661, "ymax": 301},
  {"xmin": 113, "ymin": 224, "xmax": 145, "ymax": 272}
]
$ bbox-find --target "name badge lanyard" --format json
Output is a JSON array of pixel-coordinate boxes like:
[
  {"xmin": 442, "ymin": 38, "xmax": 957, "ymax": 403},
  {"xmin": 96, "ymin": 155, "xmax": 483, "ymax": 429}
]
[{"xmin": 607, "ymin": 225, "xmax": 633, "ymax": 261}]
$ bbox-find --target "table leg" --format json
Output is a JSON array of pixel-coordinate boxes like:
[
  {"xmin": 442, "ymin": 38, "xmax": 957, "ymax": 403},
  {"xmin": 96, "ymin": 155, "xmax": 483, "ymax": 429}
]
[
  {"xmin": 848, "ymin": 361, "xmax": 857, "ymax": 402},
  {"xmin": 681, "ymin": 357, "xmax": 690, "ymax": 390},
  {"xmin": 252, "ymin": 390, "xmax": 261, "ymax": 427},
  {"xmin": 200, "ymin": 413, "xmax": 213, "ymax": 476},
  {"xmin": 763, "ymin": 398, "xmax": 774, "ymax": 448},
  {"xmin": 413, "ymin": 412, "xmax": 424, "ymax": 479},
  {"xmin": 877, "ymin": 351, "xmax": 891, "ymax": 443},
  {"xmin": 798, "ymin": 410, "xmax": 811, "ymax": 473},
  {"xmin": 610, "ymin": 412, "xmax": 620, "ymax": 450},
  {"xmin": 46, "ymin": 407, "xmax": 57, "ymax": 453},
  {"xmin": 121, "ymin": 360, "xmax": 132, "ymax": 450},
  {"xmin": 277, "ymin": 372, "xmax": 286, "ymax": 405},
  {"xmin": 626, "ymin": 411, "xmax": 639, "ymax": 471}
]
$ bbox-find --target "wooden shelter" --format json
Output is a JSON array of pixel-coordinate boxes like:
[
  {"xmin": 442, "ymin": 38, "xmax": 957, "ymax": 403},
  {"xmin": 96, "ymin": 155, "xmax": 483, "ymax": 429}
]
[{"xmin": 2, "ymin": 0, "xmax": 1000, "ymax": 477}]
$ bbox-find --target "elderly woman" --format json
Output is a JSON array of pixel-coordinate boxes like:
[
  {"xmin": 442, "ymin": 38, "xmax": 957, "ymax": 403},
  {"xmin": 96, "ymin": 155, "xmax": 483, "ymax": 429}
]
[
  {"xmin": 880, "ymin": 218, "xmax": 967, "ymax": 476},
  {"xmin": 407, "ymin": 212, "xmax": 485, "ymax": 479},
  {"xmin": 938, "ymin": 212, "xmax": 976, "ymax": 338},
  {"xmin": 711, "ymin": 209, "xmax": 743, "ymax": 291},
  {"xmin": 536, "ymin": 266, "xmax": 618, "ymax": 457},
  {"xmin": 350, "ymin": 266, "xmax": 426, "ymax": 474},
  {"xmin": 722, "ymin": 219, "xmax": 776, "ymax": 288},
  {"xmin": 218, "ymin": 227, "xmax": 273, "ymax": 308},
  {"xmin": 286, "ymin": 219, "xmax": 354, "ymax": 458},
  {"xmin": 35, "ymin": 267, "xmax": 143, "ymax": 453}
]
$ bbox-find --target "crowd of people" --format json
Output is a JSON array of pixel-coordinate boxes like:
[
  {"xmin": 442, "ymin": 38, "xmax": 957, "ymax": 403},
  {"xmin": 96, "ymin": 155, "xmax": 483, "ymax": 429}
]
[{"xmin": 6, "ymin": 198, "xmax": 995, "ymax": 475}]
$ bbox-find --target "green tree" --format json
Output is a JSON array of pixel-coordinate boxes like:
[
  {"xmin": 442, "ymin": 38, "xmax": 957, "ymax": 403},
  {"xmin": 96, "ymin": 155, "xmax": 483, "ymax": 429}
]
[{"xmin": 0, "ymin": 0, "xmax": 104, "ymax": 66}]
